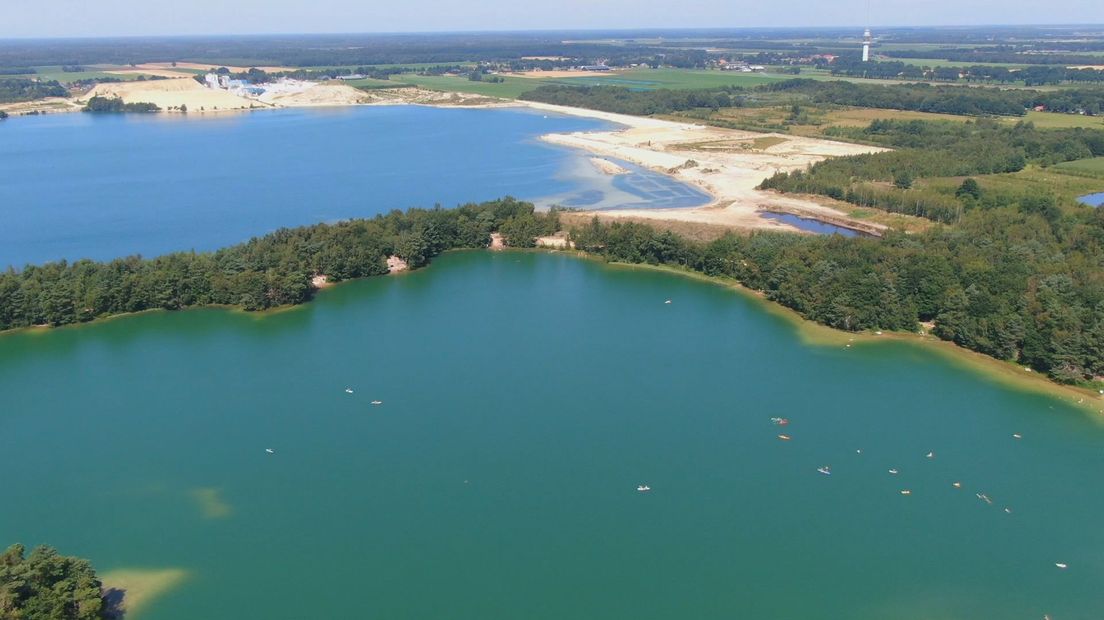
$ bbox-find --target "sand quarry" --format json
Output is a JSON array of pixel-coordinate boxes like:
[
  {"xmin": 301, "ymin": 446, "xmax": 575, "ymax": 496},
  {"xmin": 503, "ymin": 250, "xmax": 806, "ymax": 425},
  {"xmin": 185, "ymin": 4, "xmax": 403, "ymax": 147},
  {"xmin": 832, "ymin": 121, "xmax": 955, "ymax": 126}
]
[
  {"xmin": 522, "ymin": 101, "xmax": 888, "ymax": 235},
  {"xmin": 77, "ymin": 78, "xmax": 499, "ymax": 112}
]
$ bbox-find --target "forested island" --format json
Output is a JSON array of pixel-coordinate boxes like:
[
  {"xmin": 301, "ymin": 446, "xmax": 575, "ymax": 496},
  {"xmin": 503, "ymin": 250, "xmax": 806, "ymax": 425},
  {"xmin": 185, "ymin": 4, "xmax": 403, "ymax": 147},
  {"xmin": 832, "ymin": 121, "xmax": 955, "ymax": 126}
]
[{"xmin": 1, "ymin": 544, "xmax": 109, "ymax": 619}]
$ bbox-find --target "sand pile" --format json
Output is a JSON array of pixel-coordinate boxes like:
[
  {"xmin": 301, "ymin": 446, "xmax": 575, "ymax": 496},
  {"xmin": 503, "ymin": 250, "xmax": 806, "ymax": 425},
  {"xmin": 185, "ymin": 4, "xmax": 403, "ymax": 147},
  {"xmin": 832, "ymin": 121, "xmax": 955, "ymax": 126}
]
[
  {"xmin": 259, "ymin": 83, "xmax": 374, "ymax": 107},
  {"xmin": 82, "ymin": 78, "xmax": 263, "ymax": 112}
]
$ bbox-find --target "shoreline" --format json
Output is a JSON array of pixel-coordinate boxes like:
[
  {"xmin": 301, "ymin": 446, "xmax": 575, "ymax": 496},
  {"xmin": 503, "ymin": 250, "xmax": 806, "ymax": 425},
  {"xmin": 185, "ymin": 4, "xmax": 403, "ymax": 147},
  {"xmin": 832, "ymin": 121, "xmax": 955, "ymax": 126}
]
[
  {"xmin": 514, "ymin": 100, "xmax": 889, "ymax": 235},
  {"xmin": 591, "ymin": 257, "xmax": 1104, "ymax": 418},
  {"xmin": 3, "ymin": 247, "xmax": 1101, "ymax": 417}
]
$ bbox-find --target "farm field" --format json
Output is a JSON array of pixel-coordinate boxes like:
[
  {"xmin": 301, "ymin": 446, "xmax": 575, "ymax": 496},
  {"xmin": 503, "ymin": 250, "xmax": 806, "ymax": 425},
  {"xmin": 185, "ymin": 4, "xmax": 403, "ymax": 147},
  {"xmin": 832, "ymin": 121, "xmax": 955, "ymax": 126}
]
[
  {"xmin": 553, "ymin": 68, "xmax": 785, "ymax": 89},
  {"xmin": 1052, "ymin": 156, "xmax": 1104, "ymax": 177},
  {"xmin": 923, "ymin": 165, "xmax": 1104, "ymax": 207}
]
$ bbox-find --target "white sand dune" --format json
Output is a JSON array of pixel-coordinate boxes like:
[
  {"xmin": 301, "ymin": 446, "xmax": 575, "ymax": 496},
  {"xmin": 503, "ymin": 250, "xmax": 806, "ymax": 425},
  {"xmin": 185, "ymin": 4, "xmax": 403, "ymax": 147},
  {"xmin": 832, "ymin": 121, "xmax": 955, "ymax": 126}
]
[{"xmin": 81, "ymin": 78, "xmax": 265, "ymax": 112}]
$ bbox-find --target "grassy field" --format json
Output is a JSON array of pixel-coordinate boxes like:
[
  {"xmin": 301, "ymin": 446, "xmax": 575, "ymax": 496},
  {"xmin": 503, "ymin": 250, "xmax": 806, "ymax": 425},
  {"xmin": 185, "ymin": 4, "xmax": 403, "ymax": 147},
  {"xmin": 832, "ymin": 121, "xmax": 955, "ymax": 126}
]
[
  {"xmin": 554, "ymin": 68, "xmax": 785, "ymax": 90},
  {"xmin": 924, "ymin": 166, "xmax": 1104, "ymax": 207},
  {"xmin": 1052, "ymin": 157, "xmax": 1104, "ymax": 178},
  {"xmin": 11, "ymin": 65, "xmax": 167, "ymax": 83},
  {"xmin": 1020, "ymin": 110, "xmax": 1104, "ymax": 130},
  {"xmin": 883, "ymin": 57, "xmax": 1029, "ymax": 69},
  {"xmin": 666, "ymin": 104, "xmax": 975, "ymax": 136}
]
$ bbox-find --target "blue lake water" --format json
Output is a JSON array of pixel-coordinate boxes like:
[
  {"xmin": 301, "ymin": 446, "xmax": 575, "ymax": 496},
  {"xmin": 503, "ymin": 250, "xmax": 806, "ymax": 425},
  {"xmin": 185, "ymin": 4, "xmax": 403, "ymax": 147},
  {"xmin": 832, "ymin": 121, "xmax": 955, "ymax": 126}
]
[
  {"xmin": 761, "ymin": 212, "xmax": 865, "ymax": 237},
  {"xmin": 0, "ymin": 106, "xmax": 710, "ymax": 268},
  {"xmin": 1079, "ymin": 192, "xmax": 1104, "ymax": 208}
]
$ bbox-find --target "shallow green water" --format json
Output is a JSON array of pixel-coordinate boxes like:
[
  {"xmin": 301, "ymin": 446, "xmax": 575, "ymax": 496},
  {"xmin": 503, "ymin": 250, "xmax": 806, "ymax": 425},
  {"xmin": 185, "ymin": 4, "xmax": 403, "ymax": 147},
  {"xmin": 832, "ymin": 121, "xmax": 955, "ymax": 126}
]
[{"xmin": 1, "ymin": 251, "xmax": 1102, "ymax": 619}]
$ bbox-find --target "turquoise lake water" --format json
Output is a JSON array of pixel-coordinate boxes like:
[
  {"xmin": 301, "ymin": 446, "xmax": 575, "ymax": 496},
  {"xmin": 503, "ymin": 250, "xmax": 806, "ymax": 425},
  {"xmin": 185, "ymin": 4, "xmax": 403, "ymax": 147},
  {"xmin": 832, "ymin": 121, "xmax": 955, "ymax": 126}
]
[
  {"xmin": 0, "ymin": 106, "xmax": 709, "ymax": 268},
  {"xmin": 1, "ymin": 251, "xmax": 1101, "ymax": 619}
]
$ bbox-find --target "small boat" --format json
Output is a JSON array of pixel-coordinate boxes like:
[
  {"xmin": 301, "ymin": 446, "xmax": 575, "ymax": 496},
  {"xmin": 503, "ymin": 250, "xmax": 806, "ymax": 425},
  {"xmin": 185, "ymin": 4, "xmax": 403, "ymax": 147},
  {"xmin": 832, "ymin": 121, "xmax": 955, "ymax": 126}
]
[
  {"xmin": 769, "ymin": 417, "xmax": 789, "ymax": 426},
  {"xmin": 370, "ymin": 400, "xmax": 383, "ymax": 405},
  {"xmin": 952, "ymin": 482, "xmax": 962, "ymax": 488},
  {"xmin": 926, "ymin": 451, "xmax": 934, "ymax": 459},
  {"xmin": 345, "ymin": 388, "xmax": 354, "ymax": 394},
  {"xmin": 817, "ymin": 466, "xmax": 831, "ymax": 476},
  {"xmin": 265, "ymin": 448, "xmax": 275, "ymax": 454},
  {"xmin": 1012, "ymin": 433, "xmax": 1022, "ymax": 439},
  {"xmin": 637, "ymin": 485, "xmax": 651, "ymax": 492},
  {"xmin": 664, "ymin": 299, "xmax": 672, "ymax": 304},
  {"xmin": 1004, "ymin": 507, "xmax": 1012, "ymax": 514},
  {"xmin": 1055, "ymin": 563, "xmax": 1068, "ymax": 569},
  {"xmin": 855, "ymin": 449, "xmax": 862, "ymax": 454},
  {"xmin": 888, "ymin": 469, "xmax": 899, "ymax": 475},
  {"xmin": 900, "ymin": 490, "xmax": 911, "ymax": 495},
  {"xmin": 977, "ymin": 493, "xmax": 993, "ymax": 505},
  {"xmin": 777, "ymin": 434, "xmax": 791, "ymax": 441}
]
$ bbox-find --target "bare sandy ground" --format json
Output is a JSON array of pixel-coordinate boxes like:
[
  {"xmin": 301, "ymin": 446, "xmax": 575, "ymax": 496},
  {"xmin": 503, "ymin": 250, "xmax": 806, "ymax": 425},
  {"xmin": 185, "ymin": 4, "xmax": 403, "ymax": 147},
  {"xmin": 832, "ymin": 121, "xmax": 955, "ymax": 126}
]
[
  {"xmin": 521, "ymin": 101, "xmax": 888, "ymax": 234},
  {"xmin": 0, "ymin": 97, "xmax": 82, "ymax": 115},
  {"xmin": 81, "ymin": 78, "xmax": 266, "ymax": 112},
  {"xmin": 589, "ymin": 157, "xmax": 628, "ymax": 175},
  {"xmin": 257, "ymin": 83, "xmax": 374, "ymax": 107}
]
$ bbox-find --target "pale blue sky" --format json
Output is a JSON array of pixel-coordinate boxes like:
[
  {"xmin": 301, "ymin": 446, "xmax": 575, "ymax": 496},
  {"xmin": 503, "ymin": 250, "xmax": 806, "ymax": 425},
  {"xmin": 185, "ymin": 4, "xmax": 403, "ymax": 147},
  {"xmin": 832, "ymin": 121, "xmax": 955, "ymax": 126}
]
[{"xmin": 2, "ymin": 0, "xmax": 1101, "ymax": 38}]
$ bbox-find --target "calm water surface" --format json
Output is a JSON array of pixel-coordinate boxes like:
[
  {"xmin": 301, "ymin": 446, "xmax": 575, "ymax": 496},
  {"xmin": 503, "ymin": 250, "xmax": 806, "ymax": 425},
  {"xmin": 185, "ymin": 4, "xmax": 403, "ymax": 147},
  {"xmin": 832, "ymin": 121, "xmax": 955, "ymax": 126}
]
[
  {"xmin": 0, "ymin": 106, "xmax": 709, "ymax": 267},
  {"xmin": 761, "ymin": 211, "xmax": 865, "ymax": 237},
  {"xmin": 1079, "ymin": 192, "xmax": 1104, "ymax": 208},
  {"xmin": 1, "ymin": 252, "xmax": 1101, "ymax": 619}
]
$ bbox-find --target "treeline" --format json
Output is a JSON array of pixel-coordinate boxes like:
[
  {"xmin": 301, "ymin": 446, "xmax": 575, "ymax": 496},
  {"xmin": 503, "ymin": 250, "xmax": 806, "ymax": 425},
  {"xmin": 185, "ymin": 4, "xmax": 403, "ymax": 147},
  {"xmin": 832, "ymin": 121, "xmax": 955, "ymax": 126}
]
[
  {"xmin": 0, "ymin": 78, "xmax": 68, "ymax": 104},
  {"xmin": 569, "ymin": 203, "xmax": 1104, "ymax": 384},
  {"xmin": 884, "ymin": 47, "xmax": 1104, "ymax": 67},
  {"xmin": 766, "ymin": 80, "xmax": 1104, "ymax": 116},
  {"xmin": 520, "ymin": 84, "xmax": 739, "ymax": 115},
  {"xmin": 759, "ymin": 119, "xmax": 1104, "ymax": 222},
  {"xmin": 0, "ymin": 67, "xmax": 34, "ymax": 75},
  {"xmin": 83, "ymin": 96, "xmax": 160, "ymax": 113},
  {"xmin": 828, "ymin": 58, "xmax": 1104, "ymax": 86},
  {"xmin": 1, "ymin": 544, "xmax": 109, "ymax": 619},
  {"xmin": 521, "ymin": 80, "xmax": 1103, "ymax": 119},
  {"xmin": 0, "ymin": 198, "xmax": 555, "ymax": 329}
]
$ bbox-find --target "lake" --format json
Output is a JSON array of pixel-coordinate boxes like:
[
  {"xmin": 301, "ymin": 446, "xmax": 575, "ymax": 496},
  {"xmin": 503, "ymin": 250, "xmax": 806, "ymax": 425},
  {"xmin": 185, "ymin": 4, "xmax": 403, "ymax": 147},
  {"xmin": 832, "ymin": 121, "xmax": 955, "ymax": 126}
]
[
  {"xmin": 1079, "ymin": 192, "xmax": 1104, "ymax": 208},
  {"xmin": 1, "ymin": 251, "xmax": 1101, "ymax": 619},
  {"xmin": 0, "ymin": 106, "xmax": 709, "ymax": 268}
]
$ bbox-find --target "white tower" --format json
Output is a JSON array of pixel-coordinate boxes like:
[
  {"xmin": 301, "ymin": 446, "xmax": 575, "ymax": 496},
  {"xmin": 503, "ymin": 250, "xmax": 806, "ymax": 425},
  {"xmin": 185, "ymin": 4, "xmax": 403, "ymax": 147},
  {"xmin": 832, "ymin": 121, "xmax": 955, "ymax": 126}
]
[{"xmin": 862, "ymin": 28, "xmax": 872, "ymax": 62}]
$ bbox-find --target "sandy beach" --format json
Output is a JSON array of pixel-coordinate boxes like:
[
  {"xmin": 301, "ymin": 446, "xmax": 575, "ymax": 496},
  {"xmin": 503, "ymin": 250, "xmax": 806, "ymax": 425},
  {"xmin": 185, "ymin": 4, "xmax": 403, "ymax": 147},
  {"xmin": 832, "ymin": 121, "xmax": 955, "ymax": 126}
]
[{"xmin": 519, "ymin": 100, "xmax": 888, "ymax": 234}]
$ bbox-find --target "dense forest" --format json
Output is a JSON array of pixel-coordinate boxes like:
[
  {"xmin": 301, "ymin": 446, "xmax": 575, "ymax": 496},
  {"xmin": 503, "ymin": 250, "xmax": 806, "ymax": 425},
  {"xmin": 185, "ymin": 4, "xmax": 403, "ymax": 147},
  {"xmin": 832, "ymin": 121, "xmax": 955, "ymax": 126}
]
[
  {"xmin": 522, "ymin": 80, "xmax": 1104, "ymax": 119},
  {"xmin": 0, "ymin": 198, "xmax": 556, "ymax": 330},
  {"xmin": 520, "ymin": 84, "xmax": 738, "ymax": 115},
  {"xmin": 4, "ymin": 189, "xmax": 1103, "ymax": 383},
  {"xmin": 82, "ymin": 96, "xmax": 160, "ymax": 113},
  {"xmin": 827, "ymin": 58, "xmax": 1104, "ymax": 86},
  {"xmin": 0, "ymin": 78, "xmax": 67, "ymax": 104},
  {"xmin": 765, "ymin": 80, "xmax": 1104, "ymax": 116},
  {"xmin": 759, "ymin": 119, "xmax": 1104, "ymax": 222},
  {"xmin": 1, "ymin": 544, "xmax": 108, "ymax": 619},
  {"xmin": 569, "ymin": 204, "xmax": 1104, "ymax": 384}
]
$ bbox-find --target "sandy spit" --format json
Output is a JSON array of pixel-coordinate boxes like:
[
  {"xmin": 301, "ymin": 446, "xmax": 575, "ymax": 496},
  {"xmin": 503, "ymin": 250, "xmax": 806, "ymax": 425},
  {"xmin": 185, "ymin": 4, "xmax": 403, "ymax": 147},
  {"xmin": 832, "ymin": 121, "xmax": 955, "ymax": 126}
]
[{"xmin": 515, "ymin": 101, "xmax": 888, "ymax": 234}]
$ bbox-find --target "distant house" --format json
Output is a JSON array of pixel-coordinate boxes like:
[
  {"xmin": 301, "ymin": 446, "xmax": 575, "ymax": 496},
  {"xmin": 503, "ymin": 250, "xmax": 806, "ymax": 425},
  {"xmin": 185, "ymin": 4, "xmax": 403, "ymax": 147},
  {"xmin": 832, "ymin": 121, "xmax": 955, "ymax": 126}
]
[
  {"xmin": 335, "ymin": 74, "xmax": 365, "ymax": 81},
  {"xmin": 580, "ymin": 65, "xmax": 611, "ymax": 72}
]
